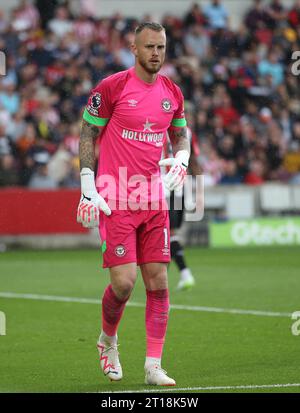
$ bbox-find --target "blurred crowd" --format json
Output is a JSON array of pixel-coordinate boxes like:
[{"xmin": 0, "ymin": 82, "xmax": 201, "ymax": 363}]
[{"xmin": 1, "ymin": 0, "xmax": 300, "ymax": 189}]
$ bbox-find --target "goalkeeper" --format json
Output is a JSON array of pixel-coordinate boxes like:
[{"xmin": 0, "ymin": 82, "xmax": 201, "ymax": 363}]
[{"xmin": 76, "ymin": 22, "xmax": 190, "ymax": 386}]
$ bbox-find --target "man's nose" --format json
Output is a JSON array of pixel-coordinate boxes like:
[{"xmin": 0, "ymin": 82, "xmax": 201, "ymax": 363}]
[{"xmin": 152, "ymin": 47, "xmax": 159, "ymax": 56}]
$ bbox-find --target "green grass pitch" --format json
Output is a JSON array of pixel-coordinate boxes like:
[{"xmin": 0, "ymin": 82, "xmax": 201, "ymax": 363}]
[{"xmin": 0, "ymin": 246, "xmax": 299, "ymax": 393}]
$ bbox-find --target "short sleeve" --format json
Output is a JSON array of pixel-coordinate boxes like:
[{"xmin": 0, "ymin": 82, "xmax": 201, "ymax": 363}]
[
  {"xmin": 83, "ymin": 79, "xmax": 113, "ymax": 127},
  {"xmin": 171, "ymin": 85, "xmax": 187, "ymax": 128}
]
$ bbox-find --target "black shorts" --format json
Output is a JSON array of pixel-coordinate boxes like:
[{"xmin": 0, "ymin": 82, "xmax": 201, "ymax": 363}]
[{"xmin": 169, "ymin": 192, "xmax": 184, "ymax": 230}]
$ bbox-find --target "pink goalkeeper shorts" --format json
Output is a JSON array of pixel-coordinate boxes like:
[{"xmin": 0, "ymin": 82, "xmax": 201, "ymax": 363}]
[{"xmin": 99, "ymin": 206, "xmax": 170, "ymax": 268}]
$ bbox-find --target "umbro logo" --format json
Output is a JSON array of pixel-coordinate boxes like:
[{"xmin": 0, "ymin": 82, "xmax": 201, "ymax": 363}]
[{"xmin": 128, "ymin": 99, "xmax": 138, "ymax": 107}]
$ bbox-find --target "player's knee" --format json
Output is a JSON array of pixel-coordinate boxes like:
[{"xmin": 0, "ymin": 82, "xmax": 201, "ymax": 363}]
[
  {"xmin": 113, "ymin": 278, "xmax": 135, "ymax": 300},
  {"xmin": 120, "ymin": 280, "xmax": 134, "ymax": 299},
  {"xmin": 147, "ymin": 268, "xmax": 168, "ymax": 290}
]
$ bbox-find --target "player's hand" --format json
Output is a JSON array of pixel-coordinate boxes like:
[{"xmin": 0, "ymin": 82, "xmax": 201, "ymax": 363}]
[
  {"xmin": 77, "ymin": 167, "xmax": 111, "ymax": 228},
  {"xmin": 77, "ymin": 191, "xmax": 111, "ymax": 228},
  {"xmin": 159, "ymin": 150, "xmax": 190, "ymax": 191}
]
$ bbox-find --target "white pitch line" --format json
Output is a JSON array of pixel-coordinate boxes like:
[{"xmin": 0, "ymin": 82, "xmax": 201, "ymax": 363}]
[
  {"xmin": 98, "ymin": 383, "xmax": 300, "ymax": 394},
  {"xmin": 0, "ymin": 291, "xmax": 292, "ymax": 318}
]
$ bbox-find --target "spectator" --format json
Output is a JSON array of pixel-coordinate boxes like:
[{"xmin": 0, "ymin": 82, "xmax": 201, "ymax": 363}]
[
  {"xmin": 266, "ymin": 121, "xmax": 285, "ymax": 173},
  {"xmin": 79, "ymin": 0, "xmax": 96, "ymax": 17},
  {"xmin": 118, "ymin": 32, "xmax": 135, "ymax": 69},
  {"xmin": 183, "ymin": 3, "xmax": 207, "ymax": 28},
  {"xmin": 29, "ymin": 37, "xmax": 54, "ymax": 68},
  {"xmin": 278, "ymin": 108, "xmax": 293, "ymax": 147},
  {"xmin": 198, "ymin": 142, "xmax": 223, "ymax": 186},
  {"xmin": 0, "ymin": 103, "xmax": 12, "ymax": 134},
  {"xmin": 184, "ymin": 24, "xmax": 210, "ymax": 59},
  {"xmin": 258, "ymin": 51, "xmax": 284, "ymax": 87},
  {"xmin": 0, "ymin": 125, "xmax": 13, "ymax": 156},
  {"xmin": 256, "ymin": 107, "xmax": 273, "ymax": 137},
  {"xmin": 0, "ymin": 10, "xmax": 9, "ymax": 33},
  {"xmin": 219, "ymin": 160, "xmax": 243, "ymax": 184},
  {"xmin": 266, "ymin": 0, "xmax": 287, "ymax": 30},
  {"xmin": 15, "ymin": 123, "xmax": 37, "ymax": 156},
  {"xmin": 283, "ymin": 141, "xmax": 300, "ymax": 176},
  {"xmin": 73, "ymin": 14, "xmax": 95, "ymax": 44},
  {"xmin": 211, "ymin": 28, "xmax": 235, "ymax": 58},
  {"xmin": 35, "ymin": 0, "xmax": 59, "ymax": 29},
  {"xmin": 0, "ymin": 154, "xmax": 19, "ymax": 187},
  {"xmin": 288, "ymin": 0, "xmax": 300, "ymax": 28},
  {"xmin": 164, "ymin": 23, "xmax": 186, "ymax": 60},
  {"xmin": 244, "ymin": 159, "xmax": 265, "ymax": 185},
  {"xmin": 61, "ymin": 157, "xmax": 81, "ymax": 188},
  {"xmin": 28, "ymin": 152, "xmax": 58, "ymax": 189},
  {"xmin": 195, "ymin": 110, "xmax": 211, "ymax": 139},
  {"xmin": 11, "ymin": 0, "xmax": 40, "ymax": 32},
  {"xmin": 214, "ymin": 94, "xmax": 240, "ymax": 128},
  {"xmin": 6, "ymin": 111, "xmax": 27, "ymax": 143},
  {"xmin": 204, "ymin": 0, "xmax": 229, "ymax": 30},
  {"xmin": 291, "ymin": 120, "xmax": 300, "ymax": 145},
  {"xmin": 48, "ymin": 142, "xmax": 73, "ymax": 185},
  {"xmin": 244, "ymin": 0, "xmax": 270, "ymax": 32},
  {"xmin": 216, "ymin": 134, "xmax": 238, "ymax": 160},
  {"xmin": 48, "ymin": 6, "xmax": 73, "ymax": 38},
  {"xmin": 0, "ymin": 81, "xmax": 20, "ymax": 115}
]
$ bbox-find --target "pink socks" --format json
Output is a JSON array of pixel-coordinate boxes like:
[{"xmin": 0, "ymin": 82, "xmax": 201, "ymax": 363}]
[
  {"xmin": 102, "ymin": 284, "xmax": 129, "ymax": 337},
  {"xmin": 145, "ymin": 289, "xmax": 170, "ymax": 359},
  {"xmin": 101, "ymin": 285, "xmax": 170, "ymax": 362}
]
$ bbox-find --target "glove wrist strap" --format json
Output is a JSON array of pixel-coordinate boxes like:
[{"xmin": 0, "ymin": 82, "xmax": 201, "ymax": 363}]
[
  {"xmin": 175, "ymin": 150, "xmax": 190, "ymax": 168},
  {"xmin": 80, "ymin": 167, "xmax": 97, "ymax": 194}
]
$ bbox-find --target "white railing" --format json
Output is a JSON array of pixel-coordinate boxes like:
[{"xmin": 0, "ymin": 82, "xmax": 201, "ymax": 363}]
[{"xmin": 202, "ymin": 184, "xmax": 300, "ymax": 219}]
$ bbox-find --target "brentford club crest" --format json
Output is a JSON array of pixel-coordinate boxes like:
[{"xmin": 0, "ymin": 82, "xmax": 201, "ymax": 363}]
[
  {"xmin": 161, "ymin": 98, "xmax": 172, "ymax": 112},
  {"xmin": 115, "ymin": 245, "xmax": 126, "ymax": 257}
]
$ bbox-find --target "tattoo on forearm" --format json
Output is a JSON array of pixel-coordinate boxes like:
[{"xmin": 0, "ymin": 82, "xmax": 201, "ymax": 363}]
[
  {"xmin": 168, "ymin": 126, "xmax": 190, "ymax": 155},
  {"xmin": 79, "ymin": 119, "xmax": 100, "ymax": 170}
]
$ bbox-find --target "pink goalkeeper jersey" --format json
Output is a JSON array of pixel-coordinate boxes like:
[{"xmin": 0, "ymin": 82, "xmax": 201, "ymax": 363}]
[{"xmin": 83, "ymin": 67, "xmax": 186, "ymax": 205}]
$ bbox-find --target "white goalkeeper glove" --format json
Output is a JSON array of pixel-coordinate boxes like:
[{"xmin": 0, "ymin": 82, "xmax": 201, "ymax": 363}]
[
  {"xmin": 77, "ymin": 168, "xmax": 111, "ymax": 228},
  {"xmin": 158, "ymin": 150, "xmax": 190, "ymax": 191}
]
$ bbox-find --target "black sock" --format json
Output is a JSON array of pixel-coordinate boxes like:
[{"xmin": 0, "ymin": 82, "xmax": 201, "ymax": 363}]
[{"xmin": 170, "ymin": 240, "xmax": 187, "ymax": 271}]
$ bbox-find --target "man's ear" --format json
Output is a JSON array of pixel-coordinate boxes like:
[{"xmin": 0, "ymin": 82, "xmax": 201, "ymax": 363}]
[{"xmin": 131, "ymin": 43, "xmax": 137, "ymax": 57}]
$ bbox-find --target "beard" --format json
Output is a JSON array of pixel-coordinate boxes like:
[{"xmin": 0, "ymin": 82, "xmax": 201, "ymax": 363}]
[{"xmin": 138, "ymin": 56, "xmax": 163, "ymax": 74}]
